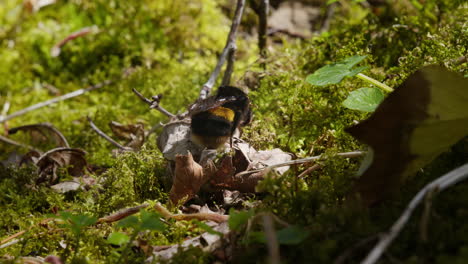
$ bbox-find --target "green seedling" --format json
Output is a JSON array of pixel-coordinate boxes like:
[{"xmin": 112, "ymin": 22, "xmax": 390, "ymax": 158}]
[
  {"xmin": 55, "ymin": 211, "xmax": 97, "ymax": 261},
  {"xmin": 107, "ymin": 209, "xmax": 165, "ymax": 264},
  {"xmin": 306, "ymin": 55, "xmax": 393, "ymax": 112}
]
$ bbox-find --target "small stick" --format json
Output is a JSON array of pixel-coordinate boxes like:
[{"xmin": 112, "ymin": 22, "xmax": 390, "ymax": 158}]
[
  {"xmin": 51, "ymin": 26, "xmax": 98, "ymax": 57},
  {"xmin": 98, "ymin": 204, "xmax": 149, "ymax": 223},
  {"xmin": 1, "ymin": 101, "xmax": 10, "ymax": 132},
  {"xmin": 0, "ymin": 230, "xmax": 26, "ymax": 245},
  {"xmin": 361, "ymin": 163, "xmax": 468, "ymax": 264},
  {"xmin": 200, "ymin": 0, "xmax": 246, "ymax": 99},
  {"xmin": 297, "ymin": 163, "xmax": 321, "ymax": 179},
  {"xmin": 131, "ymin": 88, "xmax": 175, "ymax": 118},
  {"xmin": 0, "ymin": 80, "xmax": 112, "ymax": 124},
  {"xmin": 0, "ymin": 218, "xmax": 54, "ymax": 249},
  {"xmin": 0, "ymin": 134, "xmax": 39, "ymax": 152},
  {"xmin": 154, "ymin": 203, "xmax": 228, "ymax": 223},
  {"xmin": 221, "ymin": 44, "xmax": 237, "ymax": 86},
  {"xmin": 235, "ymin": 151, "xmax": 365, "ymax": 177},
  {"xmin": 87, "ymin": 116, "xmax": 133, "ymax": 152}
]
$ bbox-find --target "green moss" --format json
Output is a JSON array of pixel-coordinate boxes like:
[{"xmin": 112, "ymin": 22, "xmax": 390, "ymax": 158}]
[{"xmin": 1, "ymin": 0, "xmax": 467, "ymax": 262}]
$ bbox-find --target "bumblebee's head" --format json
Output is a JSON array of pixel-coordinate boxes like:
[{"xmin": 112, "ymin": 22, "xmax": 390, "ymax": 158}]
[{"xmin": 189, "ymin": 86, "xmax": 251, "ymax": 149}]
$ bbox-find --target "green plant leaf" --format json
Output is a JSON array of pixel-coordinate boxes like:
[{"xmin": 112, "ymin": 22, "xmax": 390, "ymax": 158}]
[
  {"xmin": 306, "ymin": 55, "xmax": 368, "ymax": 86},
  {"xmin": 140, "ymin": 210, "xmax": 165, "ymax": 231},
  {"xmin": 193, "ymin": 220, "xmax": 223, "ymax": 236},
  {"xmin": 228, "ymin": 209, "xmax": 254, "ymax": 231},
  {"xmin": 276, "ymin": 225, "xmax": 310, "ymax": 245},
  {"xmin": 342, "ymin": 87, "xmax": 385, "ymax": 112},
  {"xmin": 117, "ymin": 215, "xmax": 139, "ymax": 229},
  {"xmin": 107, "ymin": 232, "xmax": 130, "ymax": 246}
]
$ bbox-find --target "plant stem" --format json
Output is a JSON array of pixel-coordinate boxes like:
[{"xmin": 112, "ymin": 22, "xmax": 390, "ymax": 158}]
[{"xmin": 356, "ymin": 73, "xmax": 394, "ymax": 93}]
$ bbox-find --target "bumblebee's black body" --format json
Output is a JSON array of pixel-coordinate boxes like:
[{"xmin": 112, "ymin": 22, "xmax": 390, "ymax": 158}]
[{"xmin": 190, "ymin": 86, "xmax": 251, "ymax": 149}]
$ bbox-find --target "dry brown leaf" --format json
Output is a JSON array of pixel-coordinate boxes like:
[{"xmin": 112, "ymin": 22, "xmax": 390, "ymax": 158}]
[
  {"xmin": 9, "ymin": 123, "xmax": 69, "ymax": 149},
  {"xmin": 36, "ymin": 148, "xmax": 87, "ymax": 184},
  {"xmin": 109, "ymin": 121, "xmax": 145, "ymax": 150},
  {"xmin": 170, "ymin": 153, "xmax": 207, "ymax": 204}
]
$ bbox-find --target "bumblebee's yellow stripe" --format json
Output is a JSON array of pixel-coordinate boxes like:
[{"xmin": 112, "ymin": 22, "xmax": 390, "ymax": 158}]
[{"xmin": 208, "ymin": 107, "xmax": 235, "ymax": 121}]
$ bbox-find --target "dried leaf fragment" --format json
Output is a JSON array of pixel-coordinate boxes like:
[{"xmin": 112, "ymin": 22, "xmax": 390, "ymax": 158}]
[
  {"xmin": 170, "ymin": 153, "xmax": 208, "ymax": 204},
  {"xmin": 109, "ymin": 121, "xmax": 145, "ymax": 150},
  {"xmin": 36, "ymin": 148, "xmax": 87, "ymax": 184}
]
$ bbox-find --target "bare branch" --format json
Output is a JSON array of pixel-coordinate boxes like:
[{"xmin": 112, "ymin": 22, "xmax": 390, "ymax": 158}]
[
  {"xmin": 87, "ymin": 116, "xmax": 133, "ymax": 152},
  {"xmin": 200, "ymin": 0, "xmax": 246, "ymax": 99},
  {"xmin": 361, "ymin": 163, "xmax": 468, "ymax": 264},
  {"xmin": 0, "ymin": 80, "xmax": 112, "ymax": 124},
  {"xmin": 131, "ymin": 88, "xmax": 175, "ymax": 118},
  {"xmin": 235, "ymin": 151, "xmax": 365, "ymax": 177},
  {"xmin": 221, "ymin": 43, "xmax": 237, "ymax": 86}
]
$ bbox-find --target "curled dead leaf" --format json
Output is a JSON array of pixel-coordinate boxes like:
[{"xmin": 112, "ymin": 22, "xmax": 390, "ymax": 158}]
[
  {"xmin": 170, "ymin": 153, "xmax": 208, "ymax": 204},
  {"xmin": 9, "ymin": 123, "xmax": 69, "ymax": 149},
  {"xmin": 36, "ymin": 148, "xmax": 87, "ymax": 184}
]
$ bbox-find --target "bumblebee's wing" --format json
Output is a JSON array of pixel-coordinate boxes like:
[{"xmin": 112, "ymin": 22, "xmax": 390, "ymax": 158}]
[{"xmin": 188, "ymin": 95, "xmax": 237, "ymax": 117}]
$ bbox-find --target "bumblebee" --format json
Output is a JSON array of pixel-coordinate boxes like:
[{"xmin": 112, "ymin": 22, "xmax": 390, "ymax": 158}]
[{"xmin": 189, "ymin": 86, "xmax": 251, "ymax": 149}]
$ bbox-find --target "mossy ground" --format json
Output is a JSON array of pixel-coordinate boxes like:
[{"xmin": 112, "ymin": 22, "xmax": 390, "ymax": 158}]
[{"xmin": 0, "ymin": 0, "xmax": 467, "ymax": 263}]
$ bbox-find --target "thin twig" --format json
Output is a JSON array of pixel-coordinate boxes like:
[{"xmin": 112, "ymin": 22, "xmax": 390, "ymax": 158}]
[
  {"xmin": 131, "ymin": 88, "xmax": 175, "ymax": 118},
  {"xmin": 0, "ymin": 218, "xmax": 54, "ymax": 249},
  {"xmin": 221, "ymin": 44, "xmax": 237, "ymax": 86},
  {"xmin": 267, "ymin": 28, "xmax": 308, "ymax": 39},
  {"xmin": 98, "ymin": 204, "xmax": 149, "ymax": 223},
  {"xmin": 419, "ymin": 188, "xmax": 436, "ymax": 242},
  {"xmin": 1, "ymin": 101, "xmax": 10, "ymax": 132},
  {"xmin": 0, "ymin": 80, "xmax": 112, "ymax": 124},
  {"xmin": 0, "ymin": 239, "xmax": 21, "ymax": 249},
  {"xmin": 51, "ymin": 26, "xmax": 99, "ymax": 57},
  {"xmin": 200, "ymin": 0, "xmax": 246, "ymax": 99},
  {"xmin": 297, "ymin": 163, "xmax": 321, "ymax": 179},
  {"xmin": 361, "ymin": 163, "xmax": 468, "ymax": 264},
  {"xmin": 87, "ymin": 116, "xmax": 133, "ymax": 152},
  {"xmin": 258, "ymin": 0, "xmax": 269, "ymax": 69},
  {"xmin": 0, "ymin": 230, "xmax": 26, "ymax": 245},
  {"xmin": 145, "ymin": 122, "xmax": 164, "ymax": 138},
  {"xmin": 0, "ymin": 135, "xmax": 39, "ymax": 152},
  {"xmin": 154, "ymin": 203, "xmax": 229, "ymax": 223},
  {"xmin": 235, "ymin": 151, "xmax": 365, "ymax": 177},
  {"xmin": 334, "ymin": 235, "xmax": 380, "ymax": 264}
]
